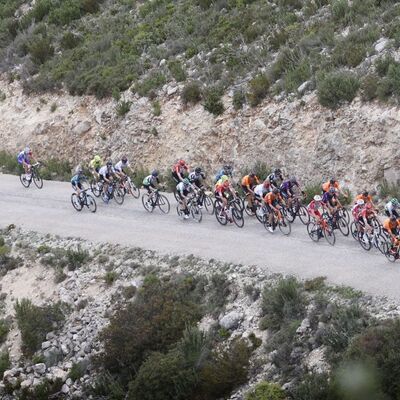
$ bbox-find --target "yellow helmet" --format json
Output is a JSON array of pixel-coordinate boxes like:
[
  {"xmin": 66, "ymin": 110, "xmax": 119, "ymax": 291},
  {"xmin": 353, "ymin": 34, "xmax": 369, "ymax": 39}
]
[
  {"xmin": 220, "ymin": 175, "xmax": 229, "ymax": 183},
  {"xmin": 94, "ymin": 155, "xmax": 101, "ymax": 162}
]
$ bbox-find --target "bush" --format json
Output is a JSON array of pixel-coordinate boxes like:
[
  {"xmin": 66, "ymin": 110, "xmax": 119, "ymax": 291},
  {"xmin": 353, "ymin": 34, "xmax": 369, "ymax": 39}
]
[
  {"xmin": 14, "ymin": 299, "xmax": 65, "ymax": 357},
  {"xmin": 0, "ymin": 150, "xmax": 22, "ymax": 175},
  {"xmin": 290, "ymin": 372, "xmax": 332, "ymax": 400},
  {"xmin": 68, "ymin": 361, "xmax": 86, "ymax": 381},
  {"xmin": 375, "ymin": 55, "xmax": 396, "ymax": 77},
  {"xmin": 203, "ymin": 87, "xmax": 225, "ymax": 116},
  {"xmin": 261, "ymin": 277, "xmax": 306, "ymax": 330},
  {"xmin": 0, "ymin": 319, "xmax": 9, "ymax": 344},
  {"xmin": 104, "ymin": 271, "xmax": 118, "ymax": 286},
  {"xmin": 40, "ymin": 158, "xmax": 72, "ymax": 181},
  {"xmin": 66, "ymin": 247, "xmax": 89, "ymax": 271},
  {"xmin": 246, "ymin": 381, "xmax": 285, "ymax": 400},
  {"xmin": 60, "ymin": 32, "xmax": 81, "ymax": 50},
  {"xmin": 152, "ymin": 100, "xmax": 161, "ymax": 116},
  {"xmin": 247, "ymin": 74, "xmax": 270, "ymax": 107},
  {"xmin": 361, "ymin": 74, "xmax": 378, "ymax": 101},
  {"xmin": 116, "ymin": 100, "xmax": 131, "ymax": 117},
  {"xmin": 378, "ymin": 179, "xmax": 400, "ymax": 200},
  {"xmin": 28, "ymin": 36, "xmax": 54, "ymax": 65},
  {"xmin": 241, "ymin": 161, "xmax": 271, "ymax": 181},
  {"xmin": 317, "ymin": 71, "xmax": 360, "ymax": 109},
  {"xmin": 233, "ymin": 89, "xmax": 246, "ymax": 110},
  {"xmin": 0, "ymin": 351, "xmax": 10, "ymax": 379},
  {"xmin": 168, "ymin": 60, "xmax": 186, "ymax": 82},
  {"xmin": 332, "ymin": 0, "xmax": 350, "ymax": 23},
  {"xmin": 135, "ymin": 73, "xmax": 166, "ymax": 97},
  {"xmin": 182, "ymin": 81, "xmax": 202, "ymax": 105}
]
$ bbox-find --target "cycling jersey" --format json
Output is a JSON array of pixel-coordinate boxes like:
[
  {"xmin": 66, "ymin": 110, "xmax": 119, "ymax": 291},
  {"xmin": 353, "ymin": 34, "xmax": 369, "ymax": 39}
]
[
  {"xmin": 385, "ymin": 201, "xmax": 400, "ymax": 217},
  {"xmin": 89, "ymin": 158, "xmax": 102, "ymax": 170},
  {"xmin": 115, "ymin": 160, "xmax": 129, "ymax": 172},
  {"xmin": 143, "ymin": 175, "xmax": 159, "ymax": 187},
  {"xmin": 383, "ymin": 219, "xmax": 399, "ymax": 233},
  {"xmin": 352, "ymin": 204, "xmax": 364, "ymax": 219},
  {"xmin": 215, "ymin": 183, "xmax": 229, "ymax": 197},
  {"xmin": 355, "ymin": 194, "xmax": 372, "ymax": 203},
  {"xmin": 71, "ymin": 174, "xmax": 85, "ymax": 189},
  {"xmin": 17, "ymin": 151, "xmax": 31, "ymax": 165},
  {"xmin": 307, "ymin": 200, "xmax": 323, "ymax": 217},
  {"xmin": 176, "ymin": 182, "xmax": 191, "ymax": 197},
  {"xmin": 215, "ymin": 169, "xmax": 232, "ymax": 183},
  {"xmin": 264, "ymin": 192, "xmax": 281, "ymax": 205},
  {"xmin": 241, "ymin": 175, "xmax": 259, "ymax": 189},
  {"xmin": 280, "ymin": 180, "xmax": 298, "ymax": 196},
  {"xmin": 268, "ymin": 173, "xmax": 283, "ymax": 188},
  {"xmin": 359, "ymin": 208, "xmax": 374, "ymax": 222},
  {"xmin": 322, "ymin": 181, "xmax": 339, "ymax": 193},
  {"xmin": 99, "ymin": 165, "xmax": 115, "ymax": 177},
  {"xmin": 189, "ymin": 171, "xmax": 205, "ymax": 187},
  {"xmin": 254, "ymin": 184, "xmax": 269, "ymax": 198},
  {"xmin": 322, "ymin": 192, "xmax": 338, "ymax": 207}
]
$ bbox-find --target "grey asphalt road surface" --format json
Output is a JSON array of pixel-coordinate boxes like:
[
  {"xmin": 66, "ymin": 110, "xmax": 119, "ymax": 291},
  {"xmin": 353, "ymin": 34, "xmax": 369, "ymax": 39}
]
[{"xmin": 1, "ymin": 174, "xmax": 399, "ymax": 300}]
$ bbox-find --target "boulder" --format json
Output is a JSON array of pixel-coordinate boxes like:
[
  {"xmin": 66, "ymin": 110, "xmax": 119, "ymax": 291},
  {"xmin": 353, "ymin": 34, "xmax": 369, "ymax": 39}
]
[
  {"xmin": 33, "ymin": 363, "xmax": 46, "ymax": 375},
  {"xmin": 72, "ymin": 120, "xmax": 91, "ymax": 135},
  {"xmin": 219, "ymin": 311, "xmax": 244, "ymax": 330}
]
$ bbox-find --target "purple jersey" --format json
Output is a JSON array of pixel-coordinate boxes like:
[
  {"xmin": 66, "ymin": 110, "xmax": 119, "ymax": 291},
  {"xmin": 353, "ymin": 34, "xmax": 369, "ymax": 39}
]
[{"xmin": 17, "ymin": 151, "xmax": 31, "ymax": 165}]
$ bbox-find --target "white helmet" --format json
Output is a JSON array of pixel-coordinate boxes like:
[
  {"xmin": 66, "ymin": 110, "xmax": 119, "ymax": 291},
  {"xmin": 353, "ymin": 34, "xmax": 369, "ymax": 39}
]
[
  {"xmin": 356, "ymin": 199, "xmax": 365, "ymax": 206},
  {"xmin": 314, "ymin": 195, "xmax": 322, "ymax": 202},
  {"xmin": 24, "ymin": 147, "xmax": 31, "ymax": 154}
]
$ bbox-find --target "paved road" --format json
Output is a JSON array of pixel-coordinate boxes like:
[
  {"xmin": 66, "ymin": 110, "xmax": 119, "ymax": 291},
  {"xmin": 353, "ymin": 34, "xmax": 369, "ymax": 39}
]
[{"xmin": 1, "ymin": 174, "xmax": 399, "ymax": 300}]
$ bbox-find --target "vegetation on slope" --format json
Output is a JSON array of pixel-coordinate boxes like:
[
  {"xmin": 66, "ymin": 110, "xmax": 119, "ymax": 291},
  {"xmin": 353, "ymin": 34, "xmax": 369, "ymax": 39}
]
[{"xmin": 1, "ymin": 0, "xmax": 400, "ymax": 109}]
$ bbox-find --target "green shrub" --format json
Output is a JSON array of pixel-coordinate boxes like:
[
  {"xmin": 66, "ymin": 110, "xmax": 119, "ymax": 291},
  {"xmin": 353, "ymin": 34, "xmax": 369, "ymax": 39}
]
[
  {"xmin": 375, "ymin": 55, "xmax": 396, "ymax": 77},
  {"xmin": 68, "ymin": 361, "xmax": 86, "ymax": 381},
  {"xmin": 90, "ymin": 371, "xmax": 125, "ymax": 399},
  {"xmin": 116, "ymin": 100, "xmax": 131, "ymax": 117},
  {"xmin": 378, "ymin": 179, "xmax": 400, "ymax": 200},
  {"xmin": 60, "ymin": 32, "xmax": 81, "ymax": 50},
  {"xmin": 14, "ymin": 298, "xmax": 64, "ymax": 357},
  {"xmin": 241, "ymin": 161, "xmax": 271, "ymax": 181},
  {"xmin": 203, "ymin": 87, "xmax": 225, "ymax": 116},
  {"xmin": 246, "ymin": 381, "xmax": 285, "ymax": 400},
  {"xmin": 104, "ymin": 271, "xmax": 118, "ymax": 286},
  {"xmin": 182, "ymin": 81, "xmax": 202, "ymax": 105},
  {"xmin": 132, "ymin": 166, "xmax": 150, "ymax": 188},
  {"xmin": 233, "ymin": 89, "xmax": 246, "ymax": 110},
  {"xmin": 361, "ymin": 74, "xmax": 378, "ymax": 101},
  {"xmin": 66, "ymin": 247, "xmax": 89, "ymax": 271},
  {"xmin": 0, "ymin": 150, "xmax": 22, "ymax": 175},
  {"xmin": 317, "ymin": 71, "xmax": 360, "ymax": 109},
  {"xmin": 135, "ymin": 73, "xmax": 166, "ymax": 97},
  {"xmin": 260, "ymin": 277, "xmax": 306, "ymax": 331},
  {"xmin": 247, "ymin": 74, "xmax": 270, "ymax": 107},
  {"xmin": 168, "ymin": 60, "xmax": 186, "ymax": 82},
  {"xmin": 152, "ymin": 100, "xmax": 161, "ymax": 116},
  {"xmin": 290, "ymin": 372, "xmax": 332, "ymax": 400},
  {"xmin": 28, "ymin": 36, "xmax": 54, "ymax": 65},
  {"xmin": 284, "ymin": 60, "xmax": 311, "ymax": 93},
  {"xmin": 0, "ymin": 319, "xmax": 9, "ymax": 344},
  {"xmin": 40, "ymin": 158, "xmax": 72, "ymax": 181},
  {"xmin": 0, "ymin": 351, "xmax": 10, "ymax": 379},
  {"xmin": 332, "ymin": 0, "xmax": 350, "ymax": 23}
]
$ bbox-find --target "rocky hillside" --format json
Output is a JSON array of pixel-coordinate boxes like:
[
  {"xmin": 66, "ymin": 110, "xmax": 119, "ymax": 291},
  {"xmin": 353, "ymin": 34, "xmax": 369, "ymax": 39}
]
[
  {"xmin": 1, "ymin": 225, "xmax": 400, "ymax": 400},
  {"xmin": 0, "ymin": 0, "xmax": 399, "ymax": 189}
]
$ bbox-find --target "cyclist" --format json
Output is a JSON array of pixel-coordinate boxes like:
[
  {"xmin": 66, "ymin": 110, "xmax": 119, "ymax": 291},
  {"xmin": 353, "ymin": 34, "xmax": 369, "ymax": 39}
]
[
  {"xmin": 98, "ymin": 160, "xmax": 116, "ymax": 202},
  {"xmin": 385, "ymin": 198, "xmax": 400, "ymax": 218},
  {"xmin": 383, "ymin": 215, "xmax": 400, "ymax": 243},
  {"xmin": 357, "ymin": 202, "xmax": 376, "ymax": 242},
  {"xmin": 280, "ymin": 176, "xmax": 300, "ymax": 208},
  {"xmin": 172, "ymin": 159, "xmax": 189, "ymax": 184},
  {"xmin": 143, "ymin": 170, "xmax": 160, "ymax": 194},
  {"xmin": 176, "ymin": 178, "xmax": 194, "ymax": 219},
  {"xmin": 214, "ymin": 165, "xmax": 233, "ymax": 183},
  {"xmin": 71, "ymin": 168, "xmax": 86, "ymax": 197},
  {"xmin": 241, "ymin": 173, "xmax": 260, "ymax": 211},
  {"xmin": 268, "ymin": 168, "xmax": 283, "ymax": 190},
  {"xmin": 352, "ymin": 199, "xmax": 365, "ymax": 220},
  {"xmin": 354, "ymin": 190, "xmax": 373, "ymax": 205},
  {"xmin": 89, "ymin": 155, "xmax": 102, "ymax": 179},
  {"xmin": 264, "ymin": 188, "xmax": 283, "ymax": 233},
  {"xmin": 189, "ymin": 167, "xmax": 206, "ymax": 207},
  {"xmin": 114, "ymin": 156, "xmax": 133, "ymax": 179},
  {"xmin": 17, "ymin": 147, "xmax": 34, "ymax": 179},
  {"xmin": 254, "ymin": 179, "xmax": 271, "ymax": 200},
  {"xmin": 322, "ymin": 187, "xmax": 342, "ymax": 225},
  {"xmin": 307, "ymin": 195, "xmax": 325, "ymax": 223},
  {"xmin": 322, "ymin": 178, "xmax": 348, "ymax": 198},
  {"xmin": 215, "ymin": 178, "xmax": 236, "ymax": 211}
]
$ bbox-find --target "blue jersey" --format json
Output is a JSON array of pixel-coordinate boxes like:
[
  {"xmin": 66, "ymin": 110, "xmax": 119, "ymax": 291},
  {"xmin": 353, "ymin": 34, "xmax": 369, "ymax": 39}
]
[
  {"xmin": 17, "ymin": 151, "xmax": 30, "ymax": 164},
  {"xmin": 71, "ymin": 174, "xmax": 85, "ymax": 185}
]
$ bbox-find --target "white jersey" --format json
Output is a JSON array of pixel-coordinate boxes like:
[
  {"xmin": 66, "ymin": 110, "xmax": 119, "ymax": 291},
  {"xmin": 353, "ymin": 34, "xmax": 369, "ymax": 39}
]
[
  {"xmin": 114, "ymin": 160, "xmax": 129, "ymax": 171},
  {"xmin": 385, "ymin": 201, "xmax": 399, "ymax": 213},
  {"xmin": 254, "ymin": 183, "xmax": 268, "ymax": 197},
  {"xmin": 99, "ymin": 165, "xmax": 114, "ymax": 177}
]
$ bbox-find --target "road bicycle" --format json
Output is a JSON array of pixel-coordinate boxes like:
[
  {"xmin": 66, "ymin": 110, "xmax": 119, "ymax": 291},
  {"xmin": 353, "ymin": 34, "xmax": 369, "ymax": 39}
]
[
  {"xmin": 307, "ymin": 217, "xmax": 335, "ymax": 245},
  {"xmin": 384, "ymin": 238, "xmax": 400, "ymax": 262},
  {"xmin": 71, "ymin": 189, "xmax": 97, "ymax": 213},
  {"xmin": 285, "ymin": 194, "xmax": 310, "ymax": 225},
  {"xmin": 324, "ymin": 209, "xmax": 349, "ymax": 237},
  {"xmin": 195, "ymin": 187, "xmax": 214, "ymax": 215},
  {"xmin": 176, "ymin": 193, "xmax": 202, "ymax": 222},
  {"xmin": 101, "ymin": 180, "xmax": 125, "ymax": 205},
  {"xmin": 119, "ymin": 175, "xmax": 140, "ymax": 199},
  {"xmin": 264, "ymin": 207, "xmax": 291, "ymax": 235},
  {"xmin": 142, "ymin": 189, "xmax": 170, "ymax": 214},
  {"xmin": 214, "ymin": 198, "xmax": 244, "ymax": 228},
  {"xmin": 20, "ymin": 162, "xmax": 43, "ymax": 189}
]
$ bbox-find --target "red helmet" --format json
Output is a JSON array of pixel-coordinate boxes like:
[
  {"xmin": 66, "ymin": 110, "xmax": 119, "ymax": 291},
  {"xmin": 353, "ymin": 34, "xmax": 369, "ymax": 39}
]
[{"xmin": 179, "ymin": 159, "xmax": 186, "ymax": 166}]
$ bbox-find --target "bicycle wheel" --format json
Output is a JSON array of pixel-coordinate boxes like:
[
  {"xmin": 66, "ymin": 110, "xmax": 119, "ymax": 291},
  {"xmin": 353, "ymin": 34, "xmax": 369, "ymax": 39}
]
[
  {"xmin": 278, "ymin": 216, "xmax": 291, "ymax": 236},
  {"xmin": 173, "ymin": 189, "xmax": 180, "ymax": 202},
  {"xmin": 385, "ymin": 246, "xmax": 398, "ymax": 263},
  {"xmin": 323, "ymin": 226, "xmax": 336, "ymax": 246},
  {"xmin": 85, "ymin": 194, "xmax": 97, "ymax": 213},
  {"xmin": 337, "ymin": 217, "xmax": 349, "ymax": 236},
  {"xmin": 114, "ymin": 188, "xmax": 125, "ymax": 205},
  {"xmin": 358, "ymin": 232, "xmax": 371, "ymax": 251},
  {"xmin": 215, "ymin": 202, "xmax": 228, "ymax": 225},
  {"xmin": 157, "ymin": 194, "xmax": 170, "ymax": 214},
  {"xmin": 243, "ymin": 198, "xmax": 255, "ymax": 217},
  {"xmin": 350, "ymin": 221, "xmax": 358, "ymax": 240},
  {"xmin": 371, "ymin": 217, "xmax": 382, "ymax": 233},
  {"xmin": 232, "ymin": 208, "xmax": 244, "ymax": 228},
  {"xmin": 298, "ymin": 206, "xmax": 310, "ymax": 225},
  {"xmin": 176, "ymin": 205, "xmax": 184, "ymax": 218},
  {"xmin": 91, "ymin": 180, "xmax": 101, "ymax": 197},
  {"xmin": 307, "ymin": 222, "xmax": 320, "ymax": 242},
  {"xmin": 284, "ymin": 206, "xmax": 296, "ymax": 223},
  {"xmin": 142, "ymin": 193, "xmax": 154, "ymax": 213},
  {"xmin": 255, "ymin": 206, "xmax": 266, "ymax": 223},
  {"xmin": 20, "ymin": 173, "xmax": 31, "ymax": 188},
  {"xmin": 203, "ymin": 195, "xmax": 214, "ymax": 215},
  {"xmin": 71, "ymin": 193, "xmax": 83, "ymax": 211},
  {"xmin": 128, "ymin": 181, "xmax": 140, "ymax": 199},
  {"xmin": 33, "ymin": 171, "xmax": 43, "ymax": 189},
  {"xmin": 191, "ymin": 205, "xmax": 202, "ymax": 223},
  {"xmin": 339, "ymin": 208, "xmax": 350, "ymax": 223},
  {"xmin": 373, "ymin": 233, "xmax": 388, "ymax": 254}
]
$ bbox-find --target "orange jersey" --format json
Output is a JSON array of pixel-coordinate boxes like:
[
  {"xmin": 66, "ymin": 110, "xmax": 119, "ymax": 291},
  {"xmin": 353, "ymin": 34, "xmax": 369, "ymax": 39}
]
[
  {"xmin": 383, "ymin": 219, "xmax": 399, "ymax": 232},
  {"xmin": 355, "ymin": 194, "xmax": 372, "ymax": 203},
  {"xmin": 322, "ymin": 181, "xmax": 339, "ymax": 192},
  {"xmin": 241, "ymin": 175, "xmax": 259, "ymax": 188},
  {"xmin": 264, "ymin": 192, "xmax": 281, "ymax": 205}
]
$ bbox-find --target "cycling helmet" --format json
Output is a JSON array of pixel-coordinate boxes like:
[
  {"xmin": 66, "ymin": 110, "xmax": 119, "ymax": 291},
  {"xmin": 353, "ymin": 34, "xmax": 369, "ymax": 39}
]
[
  {"xmin": 94, "ymin": 155, "xmax": 101, "ymax": 163},
  {"xmin": 223, "ymin": 165, "xmax": 232, "ymax": 171},
  {"xmin": 329, "ymin": 178, "xmax": 336, "ymax": 185},
  {"xmin": 249, "ymin": 172, "xmax": 256, "ymax": 178},
  {"xmin": 24, "ymin": 147, "xmax": 31, "ymax": 155},
  {"xmin": 183, "ymin": 178, "xmax": 190, "ymax": 185},
  {"xmin": 274, "ymin": 168, "xmax": 281, "ymax": 175},
  {"xmin": 356, "ymin": 199, "xmax": 365, "ymax": 206},
  {"xmin": 195, "ymin": 167, "xmax": 202, "ymax": 174},
  {"xmin": 314, "ymin": 195, "xmax": 322, "ymax": 202},
  {"xmin": 179, "ymin": 159, "xmax": 186, "ymax": 166},
  {"xmin": 272, "ymin": 188, "xmax": 279, "ymax": 194},
  {"xmin": 151, "ymin": 170, "xmax": 159, "ymax": 177},
  {"xmin": 220, "ymin": 175, "xmax": 229, "ymax": 183},
  {"xmin": 77, "ymin": 168, "xmax": 83, "ymax": 175},
  {"xmin": 106, "ymin": 160, "xmax": 113, "ymax": 167},
  {"xmin": 362, "ymin": 190, "xmax": 369, "ymax": 197},
  {"xmin": 290, "ymin": 176, "xmax": 297, "ymax": 183},
  {"xmin": 121, "ymin": 156, "xmax": 128, "ymax": 163},
  {"xmin": 390, "ymin": 215, "xmax": 397, "ymax": 221},
  {"xmin": 391, "ymin": 198, "xmax": 399, "ymax": 206}
]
